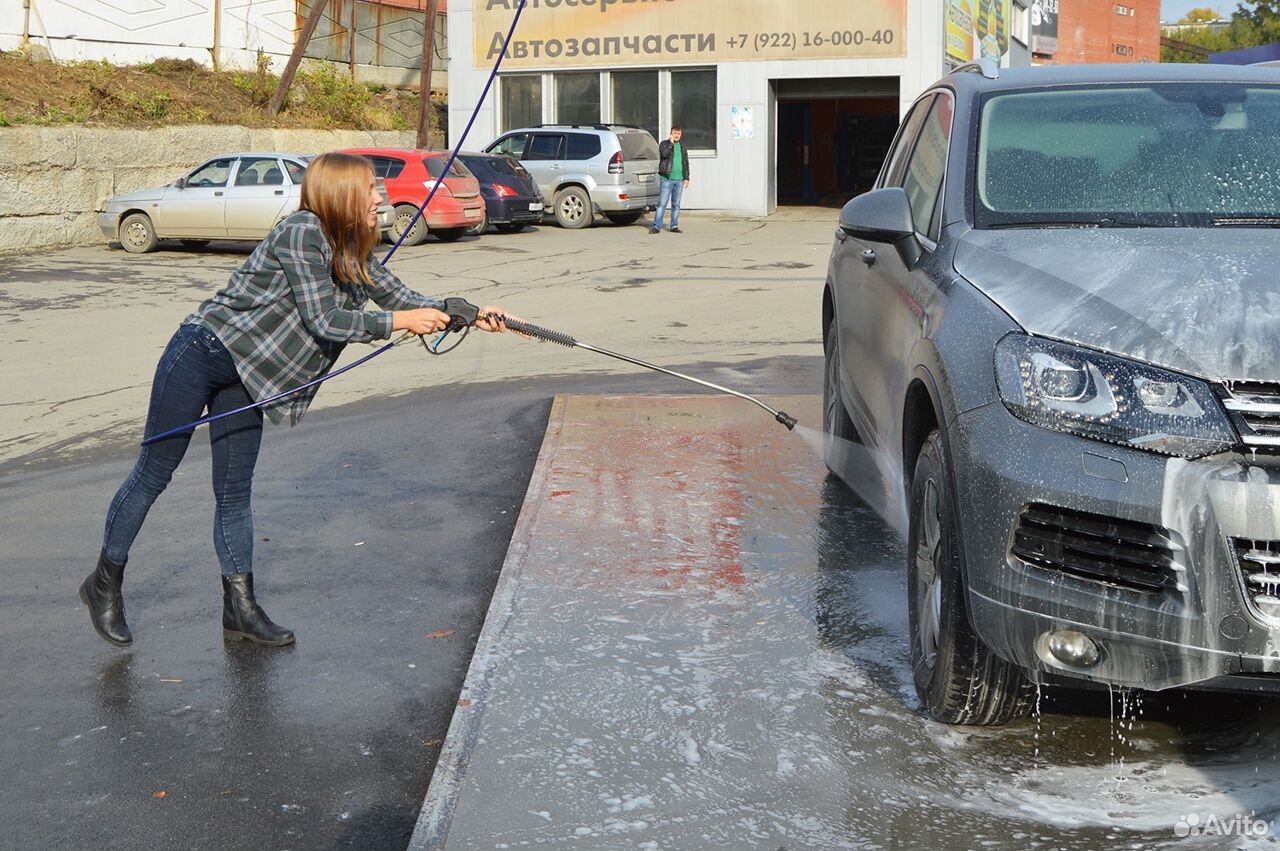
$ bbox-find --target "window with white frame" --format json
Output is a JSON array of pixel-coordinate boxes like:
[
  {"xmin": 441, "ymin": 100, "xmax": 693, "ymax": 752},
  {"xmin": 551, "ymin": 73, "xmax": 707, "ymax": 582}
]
[
  {"xmin": 611, "ymin": 70, "xmax": 659, "ymax": 141},
  {"xmin": 500, "ymin": 75, "xmax": 542, "ymax": 132},
  {"xmin": 556, "ymin": 73, "xmax": 601, "ymax": 126},
  {"xmin": 498, "ymin": 69, "xmax": 717, "ymax": 153}
]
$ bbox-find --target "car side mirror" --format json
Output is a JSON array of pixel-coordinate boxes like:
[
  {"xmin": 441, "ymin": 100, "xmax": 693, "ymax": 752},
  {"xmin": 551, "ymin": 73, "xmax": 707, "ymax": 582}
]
[
  {"xmin": 173, "ymin": 177, "xmax": 186, "ymax": 189},
  {"xmin": 839, "ymin": 187, "xmax": 923, "ymax": 269}
]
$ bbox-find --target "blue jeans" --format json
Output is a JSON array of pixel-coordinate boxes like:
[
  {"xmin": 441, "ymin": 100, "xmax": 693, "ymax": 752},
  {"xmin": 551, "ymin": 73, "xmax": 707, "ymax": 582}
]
[
  {"xmin": 654, "ymin": 178, "xmax": 684, "ymax": 230},
  {"xmin": 103, "ymin": 323, "xmax": 263, "ymax": 575}
]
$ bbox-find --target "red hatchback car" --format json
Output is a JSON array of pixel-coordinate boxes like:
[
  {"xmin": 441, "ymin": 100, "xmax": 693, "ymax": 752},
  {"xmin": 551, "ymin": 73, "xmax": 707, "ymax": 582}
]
[{"xmin": 340, "ymin": 147, "xmax": 484, "ymax": 245}]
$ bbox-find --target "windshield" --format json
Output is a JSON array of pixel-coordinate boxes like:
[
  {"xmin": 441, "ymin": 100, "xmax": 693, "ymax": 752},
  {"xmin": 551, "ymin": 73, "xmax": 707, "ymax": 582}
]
[{"xmin": 977, "ymin": 83, "xmax": 1280, "ymax": 228}]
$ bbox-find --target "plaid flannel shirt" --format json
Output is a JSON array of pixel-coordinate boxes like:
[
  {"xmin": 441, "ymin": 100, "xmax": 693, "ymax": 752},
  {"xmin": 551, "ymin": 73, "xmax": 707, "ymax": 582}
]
[{"xmin": 185, "ymin": 210, "xmax": 443, "ymax": 426}]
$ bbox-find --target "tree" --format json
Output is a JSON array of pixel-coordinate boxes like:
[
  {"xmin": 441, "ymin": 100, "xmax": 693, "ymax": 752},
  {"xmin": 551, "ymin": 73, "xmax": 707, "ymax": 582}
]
[{"xmin": 1179, "ymin": 6, "xmax": 1222, "ymax": 22}]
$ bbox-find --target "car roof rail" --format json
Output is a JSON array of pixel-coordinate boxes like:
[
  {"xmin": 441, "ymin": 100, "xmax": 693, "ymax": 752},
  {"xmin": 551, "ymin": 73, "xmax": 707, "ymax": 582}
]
[
  {"xmin": 953, "ymin": 57, "xmax": 1000, "ymax": 79},
  {"xmin": 530, "ymin": 124, "xmax": 613, "ymax": 131}
]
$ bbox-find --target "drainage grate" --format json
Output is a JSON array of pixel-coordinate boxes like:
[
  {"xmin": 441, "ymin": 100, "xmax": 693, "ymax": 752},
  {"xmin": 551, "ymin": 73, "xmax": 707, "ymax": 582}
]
[
  {"xmin": 1012, "ymin": 504, "xmax": 1185, "ymax": 593},
  {"xmin": 1233, "ymin": 539, "xmax": 1280, "ymax": 621}
]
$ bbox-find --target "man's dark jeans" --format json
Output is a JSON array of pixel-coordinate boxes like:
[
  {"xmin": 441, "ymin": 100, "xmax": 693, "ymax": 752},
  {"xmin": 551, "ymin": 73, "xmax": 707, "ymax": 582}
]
[{"xmin": 103, "ymin": 323, "xmax": 263, "ymax": 576}]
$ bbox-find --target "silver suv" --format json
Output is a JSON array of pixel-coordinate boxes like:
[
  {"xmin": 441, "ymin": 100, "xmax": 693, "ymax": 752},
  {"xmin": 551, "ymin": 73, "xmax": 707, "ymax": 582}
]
[{"xmin": 485, "ymin": 125, "xmax": 660, "ymax": 229}]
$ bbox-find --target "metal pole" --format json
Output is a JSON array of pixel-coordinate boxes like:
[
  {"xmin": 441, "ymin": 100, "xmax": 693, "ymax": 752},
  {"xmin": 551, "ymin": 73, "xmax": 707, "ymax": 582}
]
[
  {"xmin": 212, "ymin": 0, "xmax": 221, "ymax": 71},
  {"xmin": 269, "ymin": 0, "xmax": 330, "ymax": 114},
  {"xmin": 416, "ymin": 0, "xmax": 439, "ymax": 149},
  {"xmin": 349, "ymin": 0, "xmax": 357, "ymax": 78},
  {"xmin": 21, "ymin": 0, "xmax": 31, "ymax": 53}
]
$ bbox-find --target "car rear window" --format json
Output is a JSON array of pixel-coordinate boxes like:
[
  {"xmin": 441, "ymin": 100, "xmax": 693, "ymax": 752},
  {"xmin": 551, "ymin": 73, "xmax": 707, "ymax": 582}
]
[
  {"xmin": 565, "ymin": 133, "xmax": 602, "ymax": 160},
  {"xmin": 423, "ymin": 157, "xmax": 472, "ymax": 179},
  {"xmin": 618, "ymin": 131, "xmax": 659, "ymax": 161}
]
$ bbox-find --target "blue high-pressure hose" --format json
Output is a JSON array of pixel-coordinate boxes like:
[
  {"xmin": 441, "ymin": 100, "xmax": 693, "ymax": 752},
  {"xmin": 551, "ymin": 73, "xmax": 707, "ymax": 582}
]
[{"xmin": 142, "ymin": 1, "xmax": 528, "ymax": 448}]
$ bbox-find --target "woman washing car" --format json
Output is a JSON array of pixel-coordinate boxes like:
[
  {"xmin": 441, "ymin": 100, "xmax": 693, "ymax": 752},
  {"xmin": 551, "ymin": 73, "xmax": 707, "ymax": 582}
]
[{"xmin": 80, "ymin": 151, "xmax": 512, "ymax": 648}]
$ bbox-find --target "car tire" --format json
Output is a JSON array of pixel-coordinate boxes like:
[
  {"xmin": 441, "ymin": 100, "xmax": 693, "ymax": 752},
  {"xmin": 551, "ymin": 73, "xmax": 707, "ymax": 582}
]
[
  {"xmin": 180, "ymin": 239, "xmax": 210, "ymax": 249},
  {"xmin": 465, "ymin": 209, "xmax": 488, "ymax": 237},
  {"xmin": 495, "ymin": 223, "xmax": 526, "ymax": 234},
  {"xmin": 119, "ymin": 213, "xmax": 159, "ymax": 254},
  {"xmin": 553, "ymin": 186, "xmax": 593, "ymax": 229},
  {"xmin": 908, "ymin": 430, "xmax": 1034, "ymax": 725},
  {"xmin": 391, "ymin": 204, "xmax": 428, "ymax": 247},
  {"xmin": 605, "ymin": 211, "xmax": 643, "ymax": 226},
  {"xmin": 434, "ymin": 228, "xmax": 465, "ymax": 243},
  {"xmin": 823, "ymin": 318, "xmax": 862, "ymax": 478}
]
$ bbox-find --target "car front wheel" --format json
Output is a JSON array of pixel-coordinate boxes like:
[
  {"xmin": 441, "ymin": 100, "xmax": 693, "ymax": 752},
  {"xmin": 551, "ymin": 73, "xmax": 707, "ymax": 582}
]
[
  {"xmin": 119, "ymin": 213, "xmax": 159, "ymax": 254},
  {"xmin": 908, "ymin": 430, "xmax": 1034, "ymax": 725},
  {"xmin": 553, "ymin": 186, "xmax": 593, "ymax": 229},
  {"xmin": 823, "ymin": 317, "xmax": 861, "ymax": 478},
  {"xmin": 391, "ymin": 204, "xmax": 428, "ymax": 246}
]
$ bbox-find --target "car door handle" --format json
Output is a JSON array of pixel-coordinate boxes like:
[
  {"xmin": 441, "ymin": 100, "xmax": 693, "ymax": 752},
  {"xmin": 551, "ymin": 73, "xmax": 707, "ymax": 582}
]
[
  {"xmin": 214, "ymin": 190, "xmax": 223, "ymax": 197},
  {"xmin": 860, "ymin": 248, "xmax": 876, "ymax": 266},
  {"xmin": 550, "ymin": 164, "xmax": 561, "ymax": 170},
  {"xmin": 274, "ymin": 190, "xmax": 284, "ymax": 196}
]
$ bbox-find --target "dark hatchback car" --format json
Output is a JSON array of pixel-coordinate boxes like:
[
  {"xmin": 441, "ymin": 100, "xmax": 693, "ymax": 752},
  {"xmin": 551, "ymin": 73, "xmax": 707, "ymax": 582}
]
[
  {"xmin": 823, "ymin": 62, "xmax": 1280, "ymax": 725},
  {"xmin": 456, "ymin": 152, "xmax": 544, "ymax": 234}
]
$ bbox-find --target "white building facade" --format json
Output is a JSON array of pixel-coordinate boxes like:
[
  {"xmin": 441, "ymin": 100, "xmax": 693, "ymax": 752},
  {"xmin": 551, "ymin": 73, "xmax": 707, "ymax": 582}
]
[{"xmin": 448, "ymin": 0, "xmax": 1026, "ymax": 215}]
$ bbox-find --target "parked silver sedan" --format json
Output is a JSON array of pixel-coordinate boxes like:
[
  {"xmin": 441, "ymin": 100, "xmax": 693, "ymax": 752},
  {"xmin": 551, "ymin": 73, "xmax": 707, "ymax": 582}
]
[{"xmin": 98, "ymin": 152, "xmax": 393, "ymax": 253}]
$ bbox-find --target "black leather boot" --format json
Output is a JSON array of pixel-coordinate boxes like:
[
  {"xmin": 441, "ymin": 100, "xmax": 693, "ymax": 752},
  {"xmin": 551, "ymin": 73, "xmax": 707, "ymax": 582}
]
[
  {"xmin": 222, "ymin": 574, "xmax": 295, "ymax": 646},
  {"xmin": 79, "ymin": 551, "xmax": 132, "ymax": 647}
]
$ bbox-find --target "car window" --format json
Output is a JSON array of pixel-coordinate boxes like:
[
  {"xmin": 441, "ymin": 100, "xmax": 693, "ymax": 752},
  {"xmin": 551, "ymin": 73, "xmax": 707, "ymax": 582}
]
[
  {"xmin": 187, "ymin": 158, "xmax": 234, "ymax": 187},
  {"xmin": 424, "ymin": 157, "xmax": 471, "ymax": 179},
  {"xmin": 901, "ymin": 96, "xmax": 953, "ymax": 241},
  {"xmin": 618, "ymin": 131, "xmax": 659, "ymax": 161},
  {"xmin": 367, "ymin": 156, "xmax": 406, "ymax": 180},
  {"xmin": 565, "ymin": 133, "xmax": 602, "ymax": 160},
  {"xmin": 881, "ymin": 96, "xmax": 935, "ymax": 190},
  {"xmin": 527, "ymin": 133, "xmax": 565, "ymax": 161},
  {"xmin": 234, "ymin": 157, "xmax": 283, "ymax": 187},
  {"xmin": 490, "ymin": 133, "xmax": 529, "ymax": 158},
  {"xmin": 977, "ymin": 83, "xmax": 1280, "ymax": 226},
  {"xmin": 284, "ymin": 160, "xmax": 307, "ymax": 185}
]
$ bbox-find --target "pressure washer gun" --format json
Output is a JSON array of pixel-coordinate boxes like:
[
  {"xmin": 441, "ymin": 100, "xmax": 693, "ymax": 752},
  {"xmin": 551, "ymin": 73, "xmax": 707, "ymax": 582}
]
[{"xmin": 438, "ymin": 298, "xmax": 798, "ymax": 431}]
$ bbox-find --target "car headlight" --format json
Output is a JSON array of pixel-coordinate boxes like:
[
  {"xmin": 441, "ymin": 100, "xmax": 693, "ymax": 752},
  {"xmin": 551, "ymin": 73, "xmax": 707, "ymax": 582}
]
[{"xmin": 994, "ymin": 334, "xmax": 1236, "ymax": 459}]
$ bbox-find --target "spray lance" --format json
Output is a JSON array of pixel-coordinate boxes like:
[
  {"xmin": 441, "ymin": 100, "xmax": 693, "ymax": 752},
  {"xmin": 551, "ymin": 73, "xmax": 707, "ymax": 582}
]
[
  {"xmin": 446, "ymin": 299, "xmax": 799, "ymax": 431},
  {"xmin": 142, "ymin": 298, "xmax": 796, "ymax": 446}
]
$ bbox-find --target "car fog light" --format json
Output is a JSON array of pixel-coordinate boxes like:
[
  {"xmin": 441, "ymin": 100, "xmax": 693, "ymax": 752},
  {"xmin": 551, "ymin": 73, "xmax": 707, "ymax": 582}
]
[{"xmin": 1044, "ymin": 630, "xmax": 1101, "ymax": 668}]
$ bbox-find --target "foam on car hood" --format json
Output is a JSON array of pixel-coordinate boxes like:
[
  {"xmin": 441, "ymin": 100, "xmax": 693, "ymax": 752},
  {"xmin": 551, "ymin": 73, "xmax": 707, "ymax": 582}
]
[{"xmin": 953, "ymin": 227, "xmax": 1280, "ymax": 383}]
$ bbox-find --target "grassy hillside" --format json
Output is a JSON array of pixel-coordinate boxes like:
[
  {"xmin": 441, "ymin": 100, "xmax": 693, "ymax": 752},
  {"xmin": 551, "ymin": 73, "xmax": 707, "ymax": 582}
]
[{"xmin": 0, "ymin": 50, "xmax": 444, "ymax": 133}]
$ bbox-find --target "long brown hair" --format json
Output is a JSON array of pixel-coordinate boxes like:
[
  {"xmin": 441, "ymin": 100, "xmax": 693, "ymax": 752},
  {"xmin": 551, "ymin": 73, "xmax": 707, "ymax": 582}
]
[{"xmin": 300, "ymin": 152, "xmax": 379, "ymax": 286}]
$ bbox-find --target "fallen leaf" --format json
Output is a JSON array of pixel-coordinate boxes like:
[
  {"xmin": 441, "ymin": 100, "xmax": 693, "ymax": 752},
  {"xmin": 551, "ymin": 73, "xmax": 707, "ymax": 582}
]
[
  {"xmin": 426, "ymin": 629, "xmax": 454, "ymax": 639},
  {"xmin": 457, "ymin": 698, "xmax": 472, "ymax": 708},
  {"xmin": 152, "ymin": 790, "xmax": 167, "ymax": 800}
]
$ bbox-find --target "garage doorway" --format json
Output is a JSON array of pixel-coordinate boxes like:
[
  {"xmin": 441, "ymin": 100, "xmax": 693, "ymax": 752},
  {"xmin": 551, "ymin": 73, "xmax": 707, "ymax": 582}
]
[{"xmin": 774, "ymin": 77, "xmax": 900, "ymax": 206}]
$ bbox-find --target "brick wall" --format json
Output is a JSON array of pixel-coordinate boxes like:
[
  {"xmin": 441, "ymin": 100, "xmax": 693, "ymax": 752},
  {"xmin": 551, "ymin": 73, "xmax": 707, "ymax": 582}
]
[{"xmin": 1043, "ymin": 0, "xmax": 1161, "ymax": 65}]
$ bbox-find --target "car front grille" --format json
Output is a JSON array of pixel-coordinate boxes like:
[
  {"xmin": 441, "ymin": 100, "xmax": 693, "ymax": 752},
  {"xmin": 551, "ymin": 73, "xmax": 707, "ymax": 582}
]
[
  {"xmin": 1222, "ymin": 382, "xmax": 1280, "ymax": 449},
  {"xmin": 1011, "ymin": 504, "xmax": 1186, "ymax": 594},
  {"xmin": 1232, "ymin": 539, "xmax": 1280, "ymax": 622}
]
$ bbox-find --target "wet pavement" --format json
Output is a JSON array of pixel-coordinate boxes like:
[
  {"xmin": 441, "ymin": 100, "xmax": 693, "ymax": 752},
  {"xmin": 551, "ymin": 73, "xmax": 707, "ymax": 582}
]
[{"xmin": 411, "ymin": 395, "xmax": 1280, "ymax": 851}]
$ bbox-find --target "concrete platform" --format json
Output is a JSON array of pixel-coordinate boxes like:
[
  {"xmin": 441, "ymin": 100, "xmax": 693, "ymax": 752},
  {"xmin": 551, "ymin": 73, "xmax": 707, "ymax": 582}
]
[{"xmin": 408, "ymin": 392, "xmax": 897, "ymax": 849}]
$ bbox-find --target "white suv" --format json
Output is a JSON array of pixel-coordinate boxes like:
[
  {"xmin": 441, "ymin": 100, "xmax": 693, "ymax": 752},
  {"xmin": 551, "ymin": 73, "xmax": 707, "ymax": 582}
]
[{"xmin": 485, "ymin": 125, "xmax": 661, "ymax": 229}]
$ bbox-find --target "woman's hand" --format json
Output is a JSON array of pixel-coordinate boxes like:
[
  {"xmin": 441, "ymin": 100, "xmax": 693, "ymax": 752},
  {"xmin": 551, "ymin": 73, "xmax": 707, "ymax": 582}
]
[
  {"xmin": 475, "ymin": 304, "xmax": 517, "ymax": 333},
  {"xmin": 392, "ymin": 308, "xmax": 451, "ymax": 336}
]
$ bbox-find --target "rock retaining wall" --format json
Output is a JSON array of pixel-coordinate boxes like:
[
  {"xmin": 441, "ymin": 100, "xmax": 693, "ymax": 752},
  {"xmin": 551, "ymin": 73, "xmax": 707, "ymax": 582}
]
[{"xmin": 0, "ymin": 125, "xmax": 416, "ymax": 254}]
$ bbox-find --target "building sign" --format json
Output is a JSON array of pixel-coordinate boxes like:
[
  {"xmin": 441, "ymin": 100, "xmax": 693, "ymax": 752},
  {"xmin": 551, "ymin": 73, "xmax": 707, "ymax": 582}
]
[
  {"xmin": 1029, "ymin": 0, "xmax": 1058, "ymax": 55},
  {"xmin": 946, "ymin": 0, "xmax": 1010, "ymax": 64},
  {"xmin": 474, "ymin": 0, "xmax": 907, "ymax": 69}
]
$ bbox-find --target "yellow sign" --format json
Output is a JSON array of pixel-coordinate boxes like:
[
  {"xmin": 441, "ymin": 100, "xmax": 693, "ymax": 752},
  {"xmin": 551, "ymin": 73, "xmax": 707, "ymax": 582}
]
[
  {"xmin": 475, "ymin": 0, "xmax": 907, "ymax": 69},
  {"xmin": 947, "ymin": 0, "xmax": 1009, "ymax": 63}
]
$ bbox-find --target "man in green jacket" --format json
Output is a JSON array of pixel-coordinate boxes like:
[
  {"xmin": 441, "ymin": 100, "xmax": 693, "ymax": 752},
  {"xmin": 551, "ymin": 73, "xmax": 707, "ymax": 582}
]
[{"xmin": 652, "ymin": 126, "xmax": 691, "ymax": 234}]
